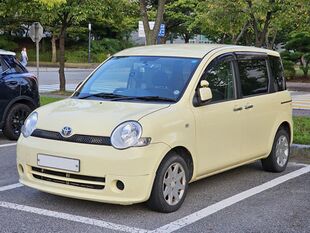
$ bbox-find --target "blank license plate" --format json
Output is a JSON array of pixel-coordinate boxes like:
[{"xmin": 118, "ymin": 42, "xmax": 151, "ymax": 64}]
[{"xmin": 37, "ymin": 154, "xmax": 80, "ymax": 172}]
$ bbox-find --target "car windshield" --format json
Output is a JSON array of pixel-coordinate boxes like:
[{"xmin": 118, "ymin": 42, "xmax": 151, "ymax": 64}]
[{"xmin": 74, "ymin": 56, "xmax": 201, "ymax": 102}]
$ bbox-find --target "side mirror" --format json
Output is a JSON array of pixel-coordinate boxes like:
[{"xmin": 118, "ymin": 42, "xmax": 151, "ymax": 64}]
[{"xmin": 198, "ymin": 80, "xmax": 212, "ymax": 102}]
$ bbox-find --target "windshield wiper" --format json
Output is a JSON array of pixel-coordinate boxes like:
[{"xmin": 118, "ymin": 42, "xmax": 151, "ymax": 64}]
[
  {"xmin": 78, "ymin": 92, "xmax": 127, "ymax": 99},
  {"xmin": 111, "ymin": 96, "xmax": 177, "ymax": 102}
]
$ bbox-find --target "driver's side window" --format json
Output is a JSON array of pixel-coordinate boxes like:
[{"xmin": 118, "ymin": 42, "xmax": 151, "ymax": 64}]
[{"xmin": 202, "ymin": 58, "xmax": 235, "ymax": 102}]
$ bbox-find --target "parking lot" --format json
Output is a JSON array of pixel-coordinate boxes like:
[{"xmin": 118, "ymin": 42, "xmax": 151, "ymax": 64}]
[{"xmin": 0, "ymin": 136, "xmax": 309, "ymax": 233}]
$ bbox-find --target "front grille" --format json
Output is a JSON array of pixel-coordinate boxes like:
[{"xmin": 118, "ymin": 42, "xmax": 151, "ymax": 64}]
[
  {"xmin": 31, "ymin": 166, "xmax": 105, "ymax": 190},
  {"xmin": 31, "ymin": 129, "xmax": 111, "ymax": 146}
]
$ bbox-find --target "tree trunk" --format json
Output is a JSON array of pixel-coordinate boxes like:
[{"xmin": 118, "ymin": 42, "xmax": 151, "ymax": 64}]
[
  {"xmin": 301, "ymin": 56, "xmax": 309, "ymax": 76},
  {"xmin": 139, "ymin": 0, "xmax": 166, "ymax": 45},
  {"xmin": 266, "ymin": 29, "xmax": 277, "ymax": 49},
  {"xmin": 58, "ymin": 27, "xmax": 66, "ymax": 92},
  {"xmin": 184, "ymin": 34, "xmax": 190, "ymax": 43},
  {"xmin": 51, "ymin": 34, "xmax": 57, "ymax": 63},
  {"xmin": 246, "ymin": 0, "xmax": 275, "ymax": 47},
  {"xmin": 233, "ymin": 21, "xmax": 250, "ymax": 44}
]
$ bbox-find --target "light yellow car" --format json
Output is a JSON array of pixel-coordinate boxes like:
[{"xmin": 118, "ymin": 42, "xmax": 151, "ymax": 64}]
[{"xmin": 17, "ymin": 44, "xmax": 292, "ymax": 212}]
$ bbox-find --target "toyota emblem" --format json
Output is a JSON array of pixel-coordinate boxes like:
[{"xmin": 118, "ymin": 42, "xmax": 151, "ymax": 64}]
[{"xmin": 61, "ymin": 126, "xmax": 72, "ymax": 138}]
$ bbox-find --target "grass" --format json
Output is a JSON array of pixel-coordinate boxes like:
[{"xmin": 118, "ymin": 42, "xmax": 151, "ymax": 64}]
[
  {"xmin": 293, "ymin": 116, "xmax": 310, "ymax": 145},
  {"xmin": 39, "ymin": 95, "xmax": 310, "ymax": 145},
  {"xmin": 49, "ymin": 90, "xmax": 74, "ymax": 96},
  {"xmin": 40, "ymin": 96, "xmax": 64, "ymax": 106}
]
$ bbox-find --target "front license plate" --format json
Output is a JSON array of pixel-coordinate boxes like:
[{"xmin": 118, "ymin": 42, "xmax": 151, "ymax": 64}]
[{"xmin": 37, "ymin": 154, "xmax": 80, "ymax": 172}]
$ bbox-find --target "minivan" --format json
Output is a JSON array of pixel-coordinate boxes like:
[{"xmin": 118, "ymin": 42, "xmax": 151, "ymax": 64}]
[
  {"xmin": 0, "ymin": 49, "xmax": 39, "ymax": 140},
  {"xmin": 17, "ymin": 44, "xmax": 292, "ymax": 212}
]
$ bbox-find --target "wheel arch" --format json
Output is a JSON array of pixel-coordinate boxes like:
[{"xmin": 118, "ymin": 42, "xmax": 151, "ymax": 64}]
[
  {"xmin": 266, "ymin": 120, "xmax": 293, "ymax": 157},
  {"xmin": 159, "ymin": 146, "xmax": 195, "ymax": 181},
  {"xmin": 1, "ymin": 96, "xmax": 37, "ymax": 128},
  {"xmin": 278, "ymin": 121, "xmax": 292, "ymax": 143}
]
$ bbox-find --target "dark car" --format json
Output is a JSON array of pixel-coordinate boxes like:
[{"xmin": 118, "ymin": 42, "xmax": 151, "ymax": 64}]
[{"xmin": 0, "ymin": 49, "xmax": 39, "ymax": 140}]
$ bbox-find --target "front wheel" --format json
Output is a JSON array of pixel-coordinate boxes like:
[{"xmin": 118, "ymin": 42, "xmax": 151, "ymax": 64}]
[
  {"xmin": 261, "ymin": 128, "xmax": 290, "ymax": 172},
  {"xmin": 3, "ymin": 103, "xmax": 32, "ymax": 140},
  {"xmin": 147, "ymin": 152, "xmax": 189, "ymax": 213}
]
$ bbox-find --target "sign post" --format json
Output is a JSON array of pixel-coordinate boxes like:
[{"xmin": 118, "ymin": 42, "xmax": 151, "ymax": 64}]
[
  {"xmin": 29, "ymin": 22, "xmax": 43, "ymax": 79},
  {"xmin": 88, "ymin": 23, "xmax": 91, "ymax": 63}
]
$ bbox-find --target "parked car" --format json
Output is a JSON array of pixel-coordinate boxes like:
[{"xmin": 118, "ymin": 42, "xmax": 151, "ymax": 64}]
[
  {"xmin": 0, "ymin": 49, "xmax": 39, "ymax": 140},
  {"xmin": 17, "ymin": 44, "xmax": 292, "ymax": 212}
]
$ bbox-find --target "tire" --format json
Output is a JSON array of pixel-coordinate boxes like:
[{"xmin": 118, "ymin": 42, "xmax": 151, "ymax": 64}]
[
  {"xmin": 3, "ymin": 103, "xmax": 32, "ymax": 140},
  {"xmin": 261, "ymin": 128, "xmax": 290, "ymax": 172},
  {"xmin": 147, "ymin": 152, "xmax": 189, "ymax": 213}
]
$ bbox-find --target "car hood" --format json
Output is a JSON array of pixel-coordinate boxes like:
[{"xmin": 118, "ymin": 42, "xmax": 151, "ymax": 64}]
[{"xmin": 35, "ymin": 98, "xmax": 170, "ymax": 136}]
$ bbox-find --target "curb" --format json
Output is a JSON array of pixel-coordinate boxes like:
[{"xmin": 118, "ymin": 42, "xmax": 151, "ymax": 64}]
[{"xmin": 291, "ymin": 144, "xmax": 310, "ymax": 149}]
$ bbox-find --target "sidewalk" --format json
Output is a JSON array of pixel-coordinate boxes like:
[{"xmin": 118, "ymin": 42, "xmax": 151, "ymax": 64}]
[{"xmin": 287, "ymin": 82, "xmax": 310, "ymax": 92}]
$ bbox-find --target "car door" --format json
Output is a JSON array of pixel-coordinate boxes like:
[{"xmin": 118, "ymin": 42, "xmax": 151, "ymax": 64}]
[
  {"xmin": 192, "ymin": 54, "xmax": 245, "ymax": 176},
  {"xmin": 236, "ymin": 53, "xmax": 275, "ymax": 159}
]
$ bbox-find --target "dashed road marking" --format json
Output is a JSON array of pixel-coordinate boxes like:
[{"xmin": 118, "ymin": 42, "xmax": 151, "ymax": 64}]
[
  {"xmin": 0, "ymin": 183, "xmax": 23, "ymax": 192},
  {"xmin": 292, "ymin": 93, "xmax": 310, "ymax": 110}
]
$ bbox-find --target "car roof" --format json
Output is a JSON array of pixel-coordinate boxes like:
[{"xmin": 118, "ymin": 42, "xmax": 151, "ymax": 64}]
[
  {"xmin": 114, "ymin": 44, "xmax": 278, "ymax": 58},
  {"xmin": 0, "ymin": 49, "xmax": 16, "ymax": 56}
]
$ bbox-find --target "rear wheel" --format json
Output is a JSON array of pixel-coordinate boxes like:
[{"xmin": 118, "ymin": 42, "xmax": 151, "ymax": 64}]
[
  {"xmin": 3, "ymin": 103, "xmax": 32, "ymax": 140},
  {"xmin": 261, "ymin": 128, "xmax": 290, "ymax": 172},
  {"xmin": 147, "ymin": 152, "xmax": 189, "ymax": 213}
]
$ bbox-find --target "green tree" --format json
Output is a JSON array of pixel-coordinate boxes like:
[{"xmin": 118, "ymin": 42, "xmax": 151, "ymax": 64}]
[
  {"xmin": 284, "ymin": 32, "xmax": 310, "ymax": 77},
  {"xmin": 164, "ymin": 0, "xmax": 200, "ymax": 43},
  {"xmin": 193, "ymin": 0, "xmax": 249, "ymax": 44},
  {"xmin": 37, "ymin": 0, "xmax": 114, "ymax": 92},
  {"xmin": 193, "ymin": 0, "xmax": 291, "ymax": 47}
]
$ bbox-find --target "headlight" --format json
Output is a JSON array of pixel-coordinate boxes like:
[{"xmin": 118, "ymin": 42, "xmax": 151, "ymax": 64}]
[
  {"xmin": 21, "ymin": 112, "xmax": 38, "ymax": 138},
  {"xmin": 111, "ymin": 121, "xmax": 151, "ymax": 149}
]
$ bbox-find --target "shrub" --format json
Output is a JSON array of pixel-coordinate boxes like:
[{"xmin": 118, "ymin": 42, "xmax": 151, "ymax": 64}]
[
  {"xmin": 282, "ymin": 60, "xmax": 296, "ymax": 79},
  {"xmin": 0, "ymin": 36, "xmax": 18, "ymax": 51}
]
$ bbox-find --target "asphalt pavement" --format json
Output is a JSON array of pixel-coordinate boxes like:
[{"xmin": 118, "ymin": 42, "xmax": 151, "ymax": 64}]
[
  {"xmin": 0, "ymin": 141, "xmax": 309, "ymax": 233},
  {"xmin": 27, "ymin": 67, "xmax": 92, "ymax": 92}
]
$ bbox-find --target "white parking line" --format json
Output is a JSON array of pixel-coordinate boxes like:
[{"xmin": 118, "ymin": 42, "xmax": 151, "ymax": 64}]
[
  {"xmin": 0, "ymin": 183, "xmax": 23, "ymax": 192},
  {"xmin": 0, "ymin": 166, "xmax": 309, "ymax": 233},
  {"xmin": 0, "ymin": 201, "xmax": 150, "ymax": 233},
  {"xmin": 152, "ymin": 165, "xmax": 310, "ymax": 233},
  {"xmin": 0, "ymin": 143, "xmax": 17, "ymax": 148}
]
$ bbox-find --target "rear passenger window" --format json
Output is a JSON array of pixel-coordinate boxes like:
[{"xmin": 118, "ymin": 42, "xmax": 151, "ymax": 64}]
[
  {"xmin": 269, "ymin": 56, "xmax": 285, "ymax": 91},
  {"xmin": 238, "ymin": 59, "xmax": 268, "ymax": 96}
]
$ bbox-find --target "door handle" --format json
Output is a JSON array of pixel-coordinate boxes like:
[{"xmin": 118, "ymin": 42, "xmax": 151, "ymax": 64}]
[
  {"xmin": 244, "ymin": 104, "xmax": 254, "ymax": 109},
  {"xmin": 233, "ymin": 107, "xmax": 243, "ymax": 112}
]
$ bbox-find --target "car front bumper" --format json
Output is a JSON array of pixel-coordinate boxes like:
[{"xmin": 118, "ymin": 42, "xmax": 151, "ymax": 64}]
[{"xmin": 17, "ymin": 136, "xmax": 170, "ymax": 205}]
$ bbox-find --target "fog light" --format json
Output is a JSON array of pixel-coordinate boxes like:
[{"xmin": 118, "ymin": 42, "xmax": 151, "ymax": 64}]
[{"xmin": 116, "ymin": 180, "xmax": 124, "ymax": 191}]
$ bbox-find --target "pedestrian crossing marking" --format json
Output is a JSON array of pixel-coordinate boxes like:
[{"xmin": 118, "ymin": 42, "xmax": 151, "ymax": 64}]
[{"xmin": 292, "ymin": 93, "xmax": 310, "ymax": 110}]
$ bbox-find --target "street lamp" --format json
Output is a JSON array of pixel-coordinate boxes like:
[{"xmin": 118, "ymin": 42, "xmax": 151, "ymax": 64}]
[{"xmin": 88, "ymin": 23, "xmax": 91, "ymax": 63}]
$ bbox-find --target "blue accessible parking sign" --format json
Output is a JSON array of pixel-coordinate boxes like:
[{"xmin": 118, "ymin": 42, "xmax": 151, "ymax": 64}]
[{"xmin": 158, "ymin": 24, "xmax": 165, "ymax": 37}]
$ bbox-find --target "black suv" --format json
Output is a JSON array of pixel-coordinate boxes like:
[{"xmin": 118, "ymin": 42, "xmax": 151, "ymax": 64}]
[{"xmin": 0, "ymin": 50, "xmax": 39, "ymax": 140}]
